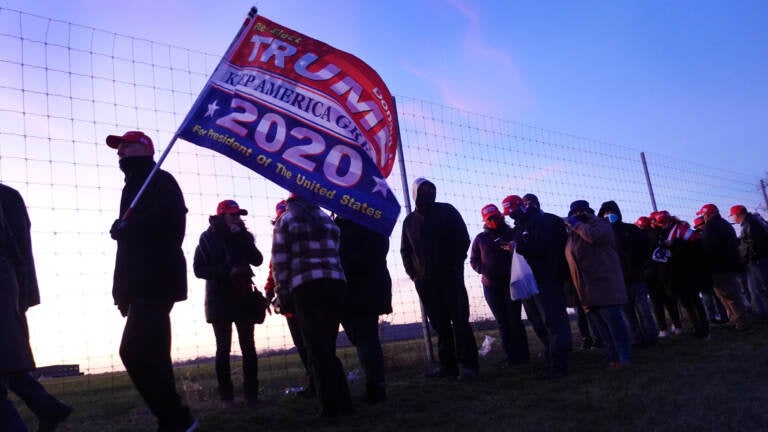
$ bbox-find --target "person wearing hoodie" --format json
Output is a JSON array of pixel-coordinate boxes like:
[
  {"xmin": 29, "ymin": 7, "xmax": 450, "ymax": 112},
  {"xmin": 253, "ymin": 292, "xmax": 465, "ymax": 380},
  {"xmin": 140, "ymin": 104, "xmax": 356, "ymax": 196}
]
[
  {"xmin": 598, "ymin": 201, "xmax": 659, "ymax": 346},
  {"xmin": 470, "ymin": 204, "xmax": 530, "ymax": 367},
  {"xmin": 401, "ymin": 178, "xmax": 479, "ymax": 381},
  {"xmin": 564, "ymin": 200, "xmax": 631, "ymax": 367},
  {"xmin": 502, "ymin": 193, "xmax": 572, "ymax": 378},
  {"xmin": 193, "ymin": 200, "xmax": 264, "ymax": 407}
]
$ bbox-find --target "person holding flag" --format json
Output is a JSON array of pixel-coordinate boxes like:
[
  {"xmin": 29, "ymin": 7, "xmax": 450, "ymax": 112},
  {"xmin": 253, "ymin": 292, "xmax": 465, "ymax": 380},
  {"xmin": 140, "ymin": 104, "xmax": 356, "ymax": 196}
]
[{"xmin": 106, "ymin": 131, "xmax": 197, "ymax": 432}]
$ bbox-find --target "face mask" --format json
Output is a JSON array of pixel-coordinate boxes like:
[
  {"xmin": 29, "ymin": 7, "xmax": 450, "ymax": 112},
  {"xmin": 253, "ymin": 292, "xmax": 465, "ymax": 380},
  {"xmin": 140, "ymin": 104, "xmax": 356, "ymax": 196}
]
[{"xmin": 606, "ymin": 213, "xmax": 619, "ymax": 224}]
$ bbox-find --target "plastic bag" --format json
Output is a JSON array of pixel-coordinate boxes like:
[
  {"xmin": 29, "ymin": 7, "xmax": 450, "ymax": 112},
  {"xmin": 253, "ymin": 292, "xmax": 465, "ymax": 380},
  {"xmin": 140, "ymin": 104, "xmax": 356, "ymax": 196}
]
[{"xmin": 509, "ymin": 248, "xmax": 539, "ymax": 300}]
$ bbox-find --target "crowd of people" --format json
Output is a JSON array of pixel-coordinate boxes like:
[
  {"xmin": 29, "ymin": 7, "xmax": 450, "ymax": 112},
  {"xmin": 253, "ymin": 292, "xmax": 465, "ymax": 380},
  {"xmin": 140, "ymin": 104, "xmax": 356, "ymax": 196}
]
[{"xmin": 1, "ymin": 130, "xmax": 766, "ymax": 431}]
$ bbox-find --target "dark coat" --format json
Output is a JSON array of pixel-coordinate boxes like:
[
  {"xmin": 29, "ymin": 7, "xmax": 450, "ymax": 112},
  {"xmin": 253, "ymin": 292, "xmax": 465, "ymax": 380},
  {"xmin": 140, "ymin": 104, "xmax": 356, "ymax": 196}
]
[
  {"xmin": 470, "ymin": 223, "xmax": 515, "ymax": 286},
  {"xmin": 738, "ymin": 213, "xmax": 768, "ymax": 262},
  {"xmin": 514, "ymin": 210, "xmax": 568, "ymax": 284},
  {"xmin": 337, "ymin": 217, "xmax": 392, "ymax": 316},
  {"xmin": 401, "ymin": 202, "xmax": 470, "ymax": 280},
  {"xmin": 0, "ymin": 183, "xmax": 38, "ymax": 374},
  {"xmin": 193, "ymin": 217, "xmax": 264, "ymax": 323},
  {"xmin": 112, "ymin": 157, "xmax": 188, "ymax": 307},
  {"xmin": 597, "ymin": 201, "xmax": 647, "ymax": 283},
  {"xmin": 564, "ymin": 215, "xmax": 627, "ymax": 309},
  {"xmin": 701, "ymin": 214, "xmax": 743, "ymax": 274}
]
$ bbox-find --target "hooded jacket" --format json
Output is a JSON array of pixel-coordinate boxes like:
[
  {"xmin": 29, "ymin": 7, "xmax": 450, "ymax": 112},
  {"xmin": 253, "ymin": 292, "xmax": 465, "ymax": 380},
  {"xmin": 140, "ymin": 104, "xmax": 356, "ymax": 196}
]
[
  {"xmin": 401, "ymin": 180, "xmax": 470, "ymax": 280},
  {"xmin": 597, "ymin": 200, "xmax": 647, "ymax": 283},
  {"xmin": 112, "ymin": 156, "xmax": 188, "ymax": 307}
]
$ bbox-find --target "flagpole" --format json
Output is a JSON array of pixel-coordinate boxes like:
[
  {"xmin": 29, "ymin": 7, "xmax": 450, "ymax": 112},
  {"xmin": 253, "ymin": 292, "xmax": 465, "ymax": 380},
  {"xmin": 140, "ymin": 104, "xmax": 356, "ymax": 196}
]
[
  {"xmin": 393, "ymin": 97, "xmax": 435, "ymax": 364},
  {"xmin": 120, "ymin": 7, "xmax": 259, "ymax": 221}
]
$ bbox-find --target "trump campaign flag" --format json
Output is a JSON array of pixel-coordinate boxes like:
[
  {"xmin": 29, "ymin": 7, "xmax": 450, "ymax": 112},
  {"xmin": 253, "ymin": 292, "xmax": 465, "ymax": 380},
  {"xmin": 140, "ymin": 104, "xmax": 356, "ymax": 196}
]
[{"xmin": 177, "ymin": 8, "xmax": 401, "ymax": 236}]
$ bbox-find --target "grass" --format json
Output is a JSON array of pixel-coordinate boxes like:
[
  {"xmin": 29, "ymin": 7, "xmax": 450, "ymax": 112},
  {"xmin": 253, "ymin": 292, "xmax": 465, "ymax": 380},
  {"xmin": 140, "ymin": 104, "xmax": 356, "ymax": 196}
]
[{"xmin": 12, "ymin": 320, "xmax": 768, "ymax": 431}]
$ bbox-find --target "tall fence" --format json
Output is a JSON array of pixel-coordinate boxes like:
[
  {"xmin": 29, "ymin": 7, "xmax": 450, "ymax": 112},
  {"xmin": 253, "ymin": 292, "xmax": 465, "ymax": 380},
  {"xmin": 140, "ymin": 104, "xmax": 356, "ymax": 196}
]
[{"xmin": 1, "ymin": 8, "xmax": 765, "ymax": 378}]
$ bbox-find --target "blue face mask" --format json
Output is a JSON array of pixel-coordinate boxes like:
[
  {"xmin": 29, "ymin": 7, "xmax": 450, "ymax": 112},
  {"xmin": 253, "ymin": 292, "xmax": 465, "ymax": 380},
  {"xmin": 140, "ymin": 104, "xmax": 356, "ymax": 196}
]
[{"xmin": 606, "ymin": 213, "xmax": 619, "ymax": 224}]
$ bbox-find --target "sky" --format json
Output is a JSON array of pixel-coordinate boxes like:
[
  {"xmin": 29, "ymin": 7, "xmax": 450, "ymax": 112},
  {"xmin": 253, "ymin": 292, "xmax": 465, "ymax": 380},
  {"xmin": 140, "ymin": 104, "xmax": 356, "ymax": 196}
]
[
  {"xmin": 1, "ymin": 0, "xmax": 767, "ymax": 372},
  {"xmin": 1, "ymin": 0, "xmax": 766, "ymax": 179}
]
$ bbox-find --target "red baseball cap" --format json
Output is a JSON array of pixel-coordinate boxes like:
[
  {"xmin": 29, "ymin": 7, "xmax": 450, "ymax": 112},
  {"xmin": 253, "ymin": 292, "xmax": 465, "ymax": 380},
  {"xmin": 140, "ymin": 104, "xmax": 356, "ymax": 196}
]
[
  {"xmin": 106, "ymin": 131, "xmax": 155, "ymax": 153},
  {"xmin": 501, "ymin": 195, "xmax": 523, "ymax": 216},
  {"xmin": 729, "ymin": 205, "xmax": 747, "ymax": 217},
  {"xmin": 216, "ymin": 200, "xmax": 248, "ymax": 216},
  {"xmin": 696, "ymin": 203, "xmax": 719, "ymax": 217},
  {"xmin": 481, "ymin": 204, "xmax": 502, "ymax": 221}
]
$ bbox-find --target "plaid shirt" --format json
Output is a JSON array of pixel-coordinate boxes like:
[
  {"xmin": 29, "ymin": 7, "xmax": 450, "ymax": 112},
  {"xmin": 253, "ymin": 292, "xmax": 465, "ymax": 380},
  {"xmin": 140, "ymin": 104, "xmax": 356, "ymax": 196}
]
[{"xmin": 271, "ymin": 198, "xmax": 345, "ymax": 297}]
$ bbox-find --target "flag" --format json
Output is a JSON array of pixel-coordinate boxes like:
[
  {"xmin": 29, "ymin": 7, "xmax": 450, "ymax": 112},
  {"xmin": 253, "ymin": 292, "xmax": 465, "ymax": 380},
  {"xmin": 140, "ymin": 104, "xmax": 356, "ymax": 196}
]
[{"xmin": 178, "ymin": 11, "xmax": 401, "ymax": 236}]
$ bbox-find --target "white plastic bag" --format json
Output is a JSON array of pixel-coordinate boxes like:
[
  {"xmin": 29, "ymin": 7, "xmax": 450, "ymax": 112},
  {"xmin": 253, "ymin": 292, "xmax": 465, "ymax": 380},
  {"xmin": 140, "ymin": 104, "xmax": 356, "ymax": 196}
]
[{"xmin": 509, "ymin": 248, "xmax": 539, "ymax": 300}]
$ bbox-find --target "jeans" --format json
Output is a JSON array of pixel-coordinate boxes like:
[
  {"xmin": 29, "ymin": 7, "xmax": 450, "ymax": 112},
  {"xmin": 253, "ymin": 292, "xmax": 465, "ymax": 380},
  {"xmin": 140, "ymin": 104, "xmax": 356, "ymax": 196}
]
[
  {"xmin": 483, "ymin": 284, "xmax": 529, "ymax": 364},
  {"xmin": 587, "ymin": 305, "xmax": 631, "ymax": 364},
  {"xmin": 119, "ymin": 300, "xmax": 192, "ymax": 431},
  {"xmin": 211, "ymin": 320, "xmax": 258, "ymax": 401},
  {"xmin": 0, "ymin": 376, "xmax": 27, "ymax": 432},
  {"xmin": 292, "ymin": 279, "xmax": 352, "ymax": 416},
  {"xmin": 746, "ymin": 259, "xmax": 768, "ymax": 317},
  {"xmin": 285, "ymin": 314, "xmax": 313, "ymax": 388},
  {"xmin": 415, "ymin": 267, "xmax": 479, "ymax": 373},
  {"xmin": 623, "ymin": 281, "xmax": 658, "ymax": 345}
]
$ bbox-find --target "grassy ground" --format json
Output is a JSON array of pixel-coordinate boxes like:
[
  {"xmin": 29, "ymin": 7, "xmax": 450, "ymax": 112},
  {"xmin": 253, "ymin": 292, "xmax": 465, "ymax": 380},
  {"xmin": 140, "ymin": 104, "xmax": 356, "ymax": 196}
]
[{"xmin": 13, "ymin": 320, "xmax": 768, "ymax": 431}]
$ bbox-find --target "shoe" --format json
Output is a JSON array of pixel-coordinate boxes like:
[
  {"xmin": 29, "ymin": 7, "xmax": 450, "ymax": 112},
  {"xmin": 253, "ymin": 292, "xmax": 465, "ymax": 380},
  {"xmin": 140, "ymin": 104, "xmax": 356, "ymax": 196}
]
[
  {"xmin": 38, "ymin": 403, "xmax": 73, "ymax": 432},
  {"xmin": 457, "ymin": 368, "xmax": 479, "ymax": 382},
  {"xmin": 580, "ymin": 337, "xmax": 595, "ymax": 350},
  {"xmin": 423, "ymin": 367, "xmax": 459, "ymax": 379},
  {"xmin": 658, "ymin": 330, "xmax": 669, "ymax": 338},
  {"xmin": 670, "ymin": 325, "xmax": 682, "ymax": 335},
  {"xmin": 221, "ymin": 399, "xmax": 236, "ymax": 409}
]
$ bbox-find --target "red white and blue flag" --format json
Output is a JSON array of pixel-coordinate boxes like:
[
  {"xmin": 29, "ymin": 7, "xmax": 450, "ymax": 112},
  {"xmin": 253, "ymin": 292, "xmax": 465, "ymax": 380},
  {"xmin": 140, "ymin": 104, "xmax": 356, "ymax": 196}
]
[{"xmin": 178, "ymin": 10, "xmax": 401, "ymax": 236}]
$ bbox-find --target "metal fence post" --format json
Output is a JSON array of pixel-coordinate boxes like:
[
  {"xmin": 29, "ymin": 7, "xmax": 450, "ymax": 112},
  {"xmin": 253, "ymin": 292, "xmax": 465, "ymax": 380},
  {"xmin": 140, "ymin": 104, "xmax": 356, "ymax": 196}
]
[
  {"xmin": 393, "ymin": 97, "xmax": 435, "ymax": 364},
  {"xmin": 641, "ymin": 152, "xmax": 658, "ymax": 212}
]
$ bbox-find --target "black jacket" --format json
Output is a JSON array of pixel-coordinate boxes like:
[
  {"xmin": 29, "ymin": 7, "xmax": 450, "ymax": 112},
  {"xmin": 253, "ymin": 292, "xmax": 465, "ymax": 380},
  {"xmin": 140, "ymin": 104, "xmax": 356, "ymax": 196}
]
[
  {"xmin": 514, "ymin": 210, "xmax": 568, "ymax": 284},
  {"xmin": 401, "ymin": 202, "xmax": 470, "ymax": 280},
  {"xmin": 337, "ymin": 217, "xmax": 392, "ymax": 315},
  {"xmin": 193, "ymin": 218, "xmax": 263, "ymax": 322},
  {"xmin": 738, "ymin": 213, "xmax": 768, "ymax": 262},
  {"xmin": 598, "ymin": 201, "xmax": 647, "ymax": 283},
  {"xmin": 112, "ymin": 157, "xmax": 188, "ymax": 307},
  {"xmin": 470, "ymin": 223, "xmax": 516, "ymax": 286},
  {"xmin": 0, "ymin": 183, "xmax": 38, "ymax": 374},
  {"xmin": 701, "ymin": 214, "xmax": 743, "ymax": 274}
]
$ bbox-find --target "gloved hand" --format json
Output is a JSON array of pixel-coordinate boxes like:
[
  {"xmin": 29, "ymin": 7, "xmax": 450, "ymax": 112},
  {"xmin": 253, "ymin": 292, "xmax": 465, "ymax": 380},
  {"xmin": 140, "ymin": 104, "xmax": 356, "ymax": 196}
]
[
  {"xmin": 110, "ymin": 219, "xmax": 128, "ymax": 240},
  {"xmin": 565, "ymin": 216, "xmax": 581, "ymax": 228}
]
